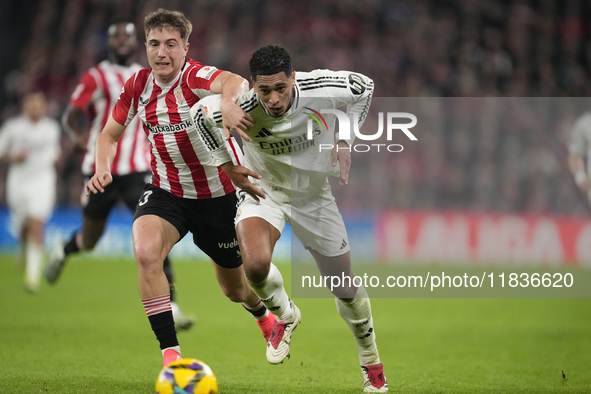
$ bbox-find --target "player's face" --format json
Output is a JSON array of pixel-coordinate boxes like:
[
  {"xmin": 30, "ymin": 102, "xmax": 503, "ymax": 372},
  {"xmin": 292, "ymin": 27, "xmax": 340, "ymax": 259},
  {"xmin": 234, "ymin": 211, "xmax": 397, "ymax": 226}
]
[
  {"xmin": 108, "ymin": 23, "xmax": 137, "ymax": 65},
  {"xmin": 22, "ymin": 93, "xmax": 46, "ymax": 123},
  {"xmin": 146, "ymin": 26, "xmax": 189, "ymax": 84},
  {"xmin": 252, "ymin": 71, "xmax": 296, "ymax": 117}
]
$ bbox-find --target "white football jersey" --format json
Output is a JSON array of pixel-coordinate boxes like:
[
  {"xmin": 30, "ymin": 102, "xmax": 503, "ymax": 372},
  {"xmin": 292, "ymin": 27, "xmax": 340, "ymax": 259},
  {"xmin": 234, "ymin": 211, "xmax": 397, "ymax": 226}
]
[
  {"xmin": 569, "ymin": 112, "xmax": 591, "ymax": 174},
  {"xmin": 0, "ymin": 115, "xmax": 61, "ymax": 187},
  {"xmin": 192, "ymin": 69, "xmax": 374, "ymax": 201}
]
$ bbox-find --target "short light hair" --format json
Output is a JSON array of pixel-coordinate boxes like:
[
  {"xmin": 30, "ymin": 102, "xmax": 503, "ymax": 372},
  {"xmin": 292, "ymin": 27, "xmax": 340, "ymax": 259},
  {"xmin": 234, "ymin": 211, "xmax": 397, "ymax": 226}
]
[{"xmin": 143, "ymin": 8, "xmax": 192, "ymax": 43}]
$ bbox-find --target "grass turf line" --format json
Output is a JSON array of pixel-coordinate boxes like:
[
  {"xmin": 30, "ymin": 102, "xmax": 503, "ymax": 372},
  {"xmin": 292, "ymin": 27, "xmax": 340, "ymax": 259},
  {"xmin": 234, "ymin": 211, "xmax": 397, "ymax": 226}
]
[{"xmin": 0, "ymin": 253, "xmax": 590, "ymax": 393}]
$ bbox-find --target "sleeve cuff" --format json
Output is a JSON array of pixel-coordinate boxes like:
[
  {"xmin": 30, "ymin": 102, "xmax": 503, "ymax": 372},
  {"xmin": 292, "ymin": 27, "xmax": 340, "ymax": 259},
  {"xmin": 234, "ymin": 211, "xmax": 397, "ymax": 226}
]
[{"xmin": 212, "ymin": 148, "xmax": 233, "ymax": 167}]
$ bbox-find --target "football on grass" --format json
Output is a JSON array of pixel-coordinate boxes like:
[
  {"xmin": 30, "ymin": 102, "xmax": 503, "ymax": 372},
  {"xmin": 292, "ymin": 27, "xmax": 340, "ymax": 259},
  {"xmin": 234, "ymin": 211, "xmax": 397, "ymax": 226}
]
[{"xmin": 156, "ymin": 358, "xmax": 218, "ymax": 394}]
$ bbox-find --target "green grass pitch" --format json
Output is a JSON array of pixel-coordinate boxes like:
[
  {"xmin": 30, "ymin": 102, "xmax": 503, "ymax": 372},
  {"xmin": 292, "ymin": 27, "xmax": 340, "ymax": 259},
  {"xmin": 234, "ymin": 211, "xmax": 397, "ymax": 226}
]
[{"xmin": 1, "ymin": 253, "xmax": 590, "ymax": 393}]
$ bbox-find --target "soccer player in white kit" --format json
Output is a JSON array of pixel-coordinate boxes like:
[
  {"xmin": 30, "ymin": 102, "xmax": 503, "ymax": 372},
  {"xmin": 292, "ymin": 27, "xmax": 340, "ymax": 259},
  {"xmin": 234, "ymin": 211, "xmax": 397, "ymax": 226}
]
[
  {"xmin": 569, "ymin": 112, "xmax": 591, "ymax": 204},
  {"xmin": 192, "ymin": 45, "xmax": 388, "ymax": 393},
  {"xmin": 85, "ymin": 9, "xmax": 275, "ymax": 368},
  {"xmin": 0, "ymin": 92, "xmax": 61, "ymax": 292},
  {"xmin": 44, "ymin": 19, "xmax": 194, "ymax": 330}
]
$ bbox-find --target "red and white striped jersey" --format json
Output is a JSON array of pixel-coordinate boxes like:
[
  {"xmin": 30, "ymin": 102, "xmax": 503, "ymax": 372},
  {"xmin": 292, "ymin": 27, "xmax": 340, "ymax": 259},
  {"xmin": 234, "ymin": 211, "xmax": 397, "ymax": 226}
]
[
  {"xmin": 112, "ymin": 58, "xmax": 238, "ymax": 199},
  {"xmin": 70, "ymin": 60, "xmax": 149, "ymax": 176}
]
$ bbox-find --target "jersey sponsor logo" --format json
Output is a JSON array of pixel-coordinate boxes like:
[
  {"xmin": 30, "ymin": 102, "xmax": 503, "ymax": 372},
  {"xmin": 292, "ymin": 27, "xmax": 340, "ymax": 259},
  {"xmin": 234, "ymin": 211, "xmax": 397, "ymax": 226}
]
[
  {"xmin": 196, "ymin": 66, "xmax": 218, "ymax": 80},
  {"xmin": 218, "ymin": 238, "xmax": 238, "ymax": 249},
  {"xmin": 145, "ymin": 119, "xmax": 192, "ymax": 135},
  {"xmin": 254, "ymin": 127, "xmax": 273, "ymax": 138},
  {"xmin": 139, "ymin": 96, "xmax": 149, "ymax": 106},
  {"xmin": 348, "ymin": 73, "xmax": 366, "ymax": 95},
  {"xmin": 258, "ymin": 129, "xmax": 320, "ymax": 155}
]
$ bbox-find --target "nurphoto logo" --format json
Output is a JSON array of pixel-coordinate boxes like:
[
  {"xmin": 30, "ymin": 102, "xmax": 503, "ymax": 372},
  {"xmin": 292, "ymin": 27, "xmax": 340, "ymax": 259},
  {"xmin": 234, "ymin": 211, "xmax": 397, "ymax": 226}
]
[{"xmin": 305, "ymin": 109, "xmax": 418, "ymax": 153}]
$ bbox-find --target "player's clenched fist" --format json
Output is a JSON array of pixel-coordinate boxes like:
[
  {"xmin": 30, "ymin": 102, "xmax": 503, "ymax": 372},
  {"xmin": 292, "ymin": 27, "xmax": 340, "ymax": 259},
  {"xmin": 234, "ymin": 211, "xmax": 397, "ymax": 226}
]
[{"xmin": 85, "ymin": 171, "xmax": 113, "ymax": 195}]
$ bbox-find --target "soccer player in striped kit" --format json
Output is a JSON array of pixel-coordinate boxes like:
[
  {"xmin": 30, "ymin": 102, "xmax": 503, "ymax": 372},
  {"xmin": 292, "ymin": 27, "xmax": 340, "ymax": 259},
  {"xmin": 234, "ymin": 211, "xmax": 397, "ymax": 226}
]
[
  {"xmin": 45, "ymin": 18, "xmax": 194, "ymax": 329},
  {"xmin": 85, "ymin": 9, "xmax": 274, "ymax": 367},
  {"xmin": 192, "ymin": 45, "xmax": 388, "ymax": 392}
]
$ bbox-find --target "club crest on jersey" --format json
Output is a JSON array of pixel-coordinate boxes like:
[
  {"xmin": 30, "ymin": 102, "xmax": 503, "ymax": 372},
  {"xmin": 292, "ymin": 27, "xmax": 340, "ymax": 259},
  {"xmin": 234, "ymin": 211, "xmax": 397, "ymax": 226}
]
[{"xmin": 173, "ymin": 86, "xmax": 184, "ymax": 105}]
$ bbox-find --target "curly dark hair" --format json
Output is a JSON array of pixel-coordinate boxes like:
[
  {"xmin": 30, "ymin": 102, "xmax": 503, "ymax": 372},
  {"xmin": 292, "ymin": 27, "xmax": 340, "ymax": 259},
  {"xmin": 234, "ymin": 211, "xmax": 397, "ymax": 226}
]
[{"xmin": 249, "ymin": 45, "xmax": 293, "ymax": 80}]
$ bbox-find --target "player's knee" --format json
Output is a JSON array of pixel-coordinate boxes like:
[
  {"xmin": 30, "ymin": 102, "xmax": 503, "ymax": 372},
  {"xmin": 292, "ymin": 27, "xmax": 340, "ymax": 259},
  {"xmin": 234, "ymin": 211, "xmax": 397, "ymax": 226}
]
[
  {"xmin": 243, "ymin": 256, "xmax": 272, "ymax": 283},
  {"xmin": 134, "ymin": 244, "xmax": 162, "ymax": 271}
]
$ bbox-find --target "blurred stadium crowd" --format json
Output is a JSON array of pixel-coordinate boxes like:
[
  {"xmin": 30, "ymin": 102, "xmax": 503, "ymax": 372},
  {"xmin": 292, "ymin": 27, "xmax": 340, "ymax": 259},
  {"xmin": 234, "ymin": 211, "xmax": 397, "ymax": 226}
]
[{"xmin": 0, "ymin": 0, "xmax": 590, "ymax": 214}]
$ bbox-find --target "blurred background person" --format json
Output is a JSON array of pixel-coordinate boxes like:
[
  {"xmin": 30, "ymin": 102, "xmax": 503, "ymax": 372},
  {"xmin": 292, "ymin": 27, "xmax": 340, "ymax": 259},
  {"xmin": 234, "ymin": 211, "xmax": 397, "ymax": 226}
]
[
  {"xmin": 43, "ymin": 18, "xmax": 195, "ymax": 329},
  {"xmin": 568, "ymin": 111, "xmax": 591, "ymax": 209},
  {"xmin": 0, "ymin": 92, "xmax": 61, "ymax": 292}
]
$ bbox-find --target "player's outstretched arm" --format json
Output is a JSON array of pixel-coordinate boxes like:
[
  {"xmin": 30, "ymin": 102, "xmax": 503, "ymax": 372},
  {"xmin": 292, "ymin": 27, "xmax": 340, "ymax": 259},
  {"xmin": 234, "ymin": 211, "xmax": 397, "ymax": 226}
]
[
  {"xmin": 62, "ymin": 105, "xmax": 87, "ymax": 152},
  {"xmin": 209, "ymin": 71, "xmax": 255, "ymax": 141},
  {"xmin": 85, "ymin": 114, "xmax": 125, "ymax": 196},
  {"xmin": 220, "ymin": 161, "xmax": 266, "ymax": 202}
]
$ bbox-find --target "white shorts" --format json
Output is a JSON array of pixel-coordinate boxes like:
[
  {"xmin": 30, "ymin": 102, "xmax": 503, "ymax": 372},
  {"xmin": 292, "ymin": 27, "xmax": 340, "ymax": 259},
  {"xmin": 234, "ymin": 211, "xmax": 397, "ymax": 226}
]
[
  {"xmin": 235, "ymin": 183, "xmax": 350, "ymax": 257},
  {"xmin": 7, "ymin": 176, "xmax": 55, "ymax": 229}
]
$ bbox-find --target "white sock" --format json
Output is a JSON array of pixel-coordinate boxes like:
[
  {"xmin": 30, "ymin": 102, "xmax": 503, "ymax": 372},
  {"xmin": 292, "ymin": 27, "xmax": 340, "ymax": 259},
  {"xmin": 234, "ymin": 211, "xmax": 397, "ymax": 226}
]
[
  {"xmin": 246, "ymin": 263, "xmax": 292, "ymax": 321},
  {"xmin": 335, "ymin": 287, "xmax": 381, "ymax": 366},
  {"xmin": 25, "ymin": 242, "xmax": 43, "ymax": 291},
  {"xmin": 161, "ymin": 345, "xmax": 181, "ymax": 356}
]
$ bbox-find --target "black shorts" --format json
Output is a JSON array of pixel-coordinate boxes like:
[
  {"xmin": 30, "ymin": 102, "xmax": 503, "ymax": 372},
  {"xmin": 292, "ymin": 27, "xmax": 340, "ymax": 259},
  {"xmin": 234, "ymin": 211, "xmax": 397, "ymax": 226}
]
[
  {"xmin": 83, "ymin": 171, "xmax": 151, "ymax": 219},
  {"xmin": 133, "ymin": 184, "xmax": 241, "ymax": 269}
]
